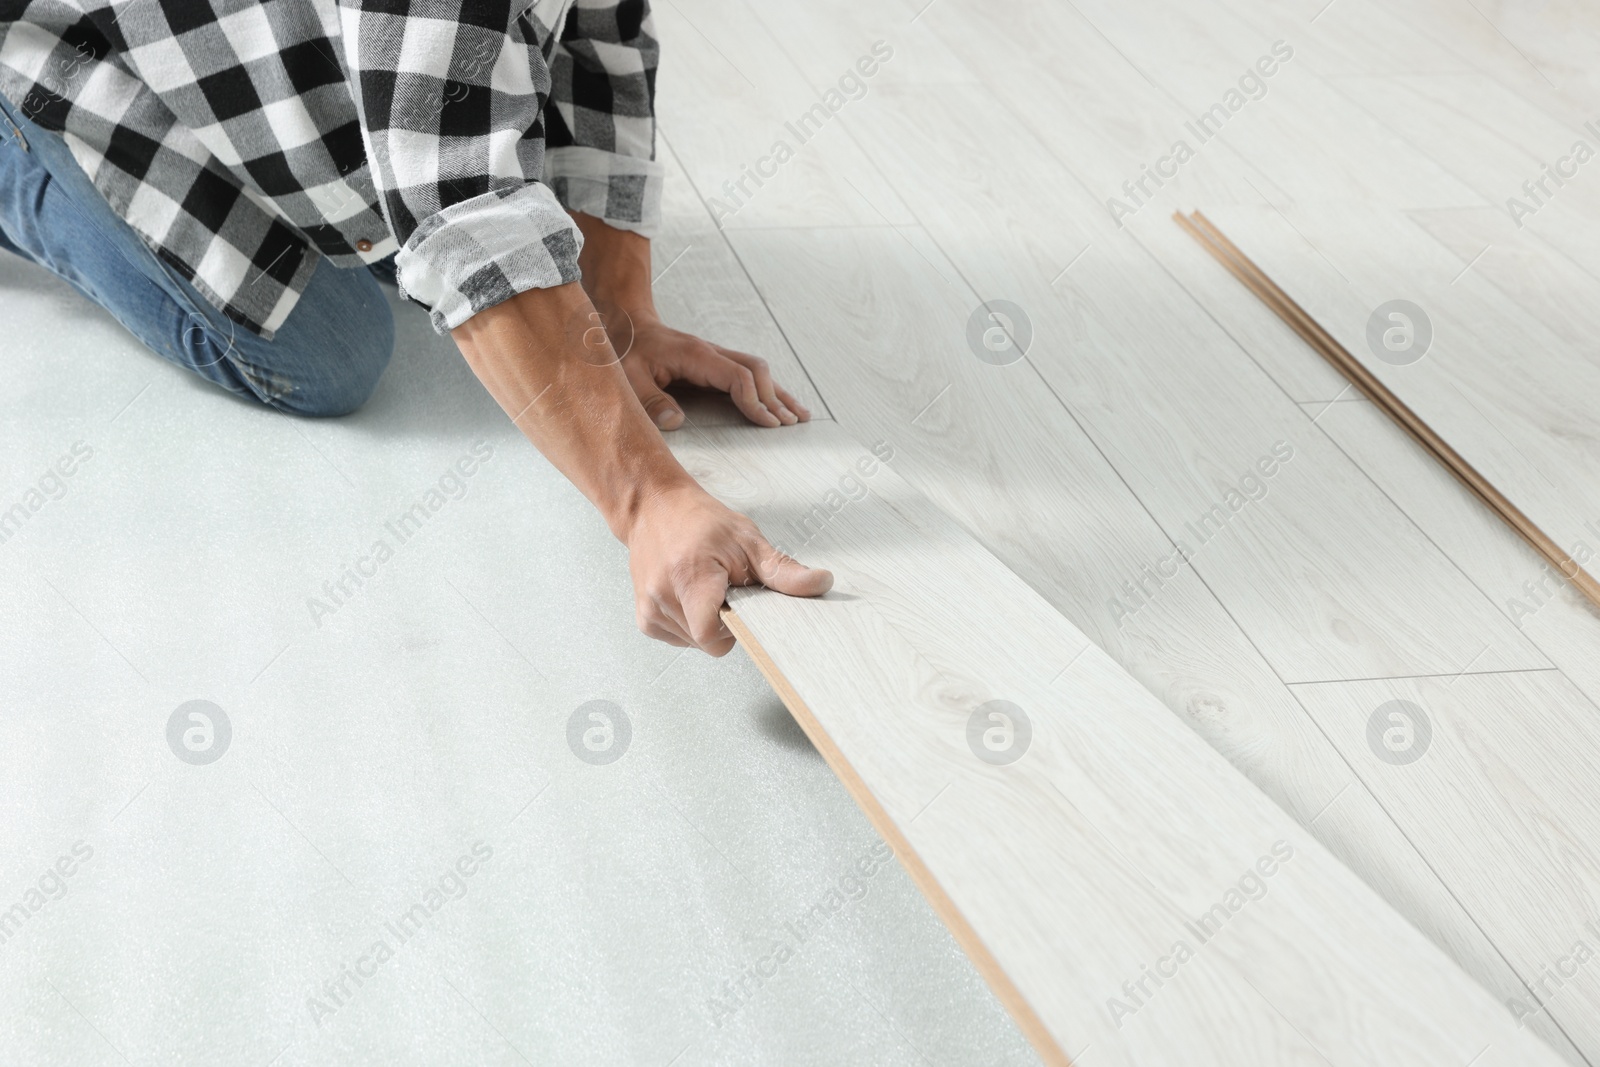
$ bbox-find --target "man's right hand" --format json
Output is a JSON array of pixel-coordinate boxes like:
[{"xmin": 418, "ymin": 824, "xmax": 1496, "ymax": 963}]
[
  {"xmin": 625, "ymin": 484, "xmax": 833, "ymax": 655},
  {"xmin": 451, "ymin": 281, "xmax": 832, "ymax": 653}
]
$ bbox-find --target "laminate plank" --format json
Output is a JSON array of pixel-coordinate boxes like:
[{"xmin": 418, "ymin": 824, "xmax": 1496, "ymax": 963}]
[
  {"xmin": 1218, "ymin": 68, "xmax": 1484, "ymax": 209},
  {"xmin": 1321, "ymin": 73, "xmax": 1546, "ymax": 203},
  {"xmin": 720, "ymin": 223, "xmax": 1356, "ymax": 813},
  {"xmin": 1315, "ymin": 397, "xmax": 1600, "ymax": 744},
  {"xmin": 649, "ymin": 137, "xmax": 828, "ymax": 424},
  {"xmin": 652, "ymin": 0, "xmax": 913, "ymax": 229},
  {"xmin": 907, "ymin": 0, "xmax": 1340, "ymax": 404},
  {"xmin": 916, "ymin": 0, "xmax": 1279, "ymax": 210},
  {"xmin": 1320, "ymin": 70, "xmax": 1600, "ymax": 263},
  {"xmin": 1407, "ymin": 206, "xmax": 1600, "ymax": 362},
  {"xmin": 1133, "ymin": 213, "xmax": 1351, "ymax": 403},
  {"xmin": 1290, "ymin": 669, "xmax": 1600, "ymax": 1060},
  {"xmin": 1220, "ymin": 0, "xmax": 1600, "ymax": 129},
  {"xmin": 1496, "ymin": 203, "xmax": 1600, "ymax": 295},
  {"xmin": 1381, "ymin": 120, "xmax": 1600, "ymax": 296},
  {"xmin": 1057, "ymin": 0, "xmax": 1484, "ymax": 209},
  {"xmin": 668, "ymin": 416, "xmax": 1566, "ymax": 1067},
  {"xmin": 1376, "ymin": 0, "xmax": 1600, "ymax": 123},
  {"xmin": 1203, "ymin": 201, "xmax": 1600, "ymax": 600},
  {"xmin": 836, "ymin": 78, "xmax": 1545, "ymax": 681},
  {"xmin": 1182, "ymin": 207, "xmax": 1600, "ymax": 611},
  {"xmin": 716, "ymin": 223, "xmax": 1569, "ymax": 1040},
  {"xmin": 746, "ymin": 0, "xmax": 978, "ymax": 89},
  {"xmin": 1427, "ymin": 0, "xmax": 1600, "ymax": 111},
  {"xmin": 1214, "ymin": 0, "xmax": 1476, "ymax": 80}
]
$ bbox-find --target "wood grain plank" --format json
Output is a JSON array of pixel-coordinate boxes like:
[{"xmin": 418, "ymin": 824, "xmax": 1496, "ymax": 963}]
[
  {"xmin": 721, "ymin": 224, "xmax": 1356, "ymax": 813},
  {"xmin": 653, "ymin": 0, "xmax": 913, "ymax": 229},
  {"xmin": 1178, "ymin": 207, "xmax": 1600, "ymax": 614},
  {"xmin": 745, "ymin": 0, "xmax": 978, "ymax": 89},
  {"xmin": 717, "ymin": 219, "xmax": 1562, "ymax": 1061},
  {"xmin": 916, "ymin": 0, "xmax": 1283, "ymax": 212},
  {"xmin": 1318, "ymin": 70, "xmax": 1600, "ymax": 266},
  {"xmin": 1223, "ymin": 0, "xmax": 1599, "ymax": 124},
  {"xmin": 1407, "ymin": 206, "xmax": 1600, "ymax": 362},
  {"xmin": 909, "ymin": 0, "xmax": 1342, "ymax": 404},
  {"xmin": 650, "ymin": 137, "xmax": 829, "ymax": 425},
  {"xmin": 1315, "ymin": 397, "xmax": 1600, "ymax": 756},
  {"xmin": 1055, "ymin": 0, "xmax": 1485, "ymax": 209},
  {"xmin": 838, "ymin": 78, "xmax": 1545, "ymax": 681},
  {"xmin": 1380, "ymin": 0, "xmax": 1600, "ymax": 119},
  {"xmin": 1215, "ymin": 0, "xmax": 1477, "ymax": 80},
  {"xmin": 669, "ymin": 417, "xmax": 1565, "ymax": 1067},
  {"xmin": 1133, "ymin": 212, "xmax": 1352, "ymax": 403},
  {"xmin": 1318, "ymin": 72, "xmax": 1542, "ymax": 206},
  {"xmin": 1201, "ymin": 201, "xmax": 1600, "ymax": 608},
  {"xmin": 1291, "ymin": 669, "xmax": 1600, "ymax": 1060}
]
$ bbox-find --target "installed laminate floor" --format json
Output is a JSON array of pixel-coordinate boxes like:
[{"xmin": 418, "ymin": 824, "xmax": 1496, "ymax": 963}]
[
  {"xmin": 655, "ymin": 0, "xmax": 1600, "ymax": 1062},
  {"xmin": 718, "ymin": 222, "xmax": 1569, "ymax": 1045},
  {"xmin": 1203, "ymin": 201, "xmax": 1600, "ymax": 569},
  {"xmin": 676, "ymin": 418, "xmax": 1565, "ymax": 1067}
]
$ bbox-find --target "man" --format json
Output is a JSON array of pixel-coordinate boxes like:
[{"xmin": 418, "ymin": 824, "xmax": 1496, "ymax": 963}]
[{"xmin": 0, "ymin": 0, "xmax": 832, "ymax": 656}]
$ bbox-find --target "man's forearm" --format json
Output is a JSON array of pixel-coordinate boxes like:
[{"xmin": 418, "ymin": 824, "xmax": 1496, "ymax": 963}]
[
  {"xmin": 450, "ymin": 280, "xmax": 696, "ymax": 541},
  {"xmin": 572, "ymin": 211, "xmax": 655, "ymax": 322},
  {"xmin": 450, "ymin": 215, "xmax": 830, "ymax": 655}
]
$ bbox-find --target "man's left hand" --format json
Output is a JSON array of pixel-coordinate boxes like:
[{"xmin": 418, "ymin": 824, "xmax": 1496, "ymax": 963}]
[{"xmin": 617, "ymin": 312, "xmax": 809, "ymax": 431}]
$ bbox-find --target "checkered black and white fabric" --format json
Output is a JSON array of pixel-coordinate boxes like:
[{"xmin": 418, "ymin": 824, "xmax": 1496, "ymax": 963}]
[{"xmin": 0, "ymin": 0, "xmax": 662, "ymax": 337}]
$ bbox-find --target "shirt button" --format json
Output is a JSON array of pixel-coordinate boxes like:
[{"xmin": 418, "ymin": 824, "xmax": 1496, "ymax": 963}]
[{"xmin": 356, "ymin": 239, "xmax": 373, "ymax": 253}]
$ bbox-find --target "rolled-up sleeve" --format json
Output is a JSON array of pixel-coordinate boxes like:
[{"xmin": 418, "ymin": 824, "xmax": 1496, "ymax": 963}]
[
  {"xmin": 542, "ymin": 0, "xmax": 663, "ymax": 236},
  {"xmin": 336, "ymin": 0, "xmax": 585, "ymax": 332}
]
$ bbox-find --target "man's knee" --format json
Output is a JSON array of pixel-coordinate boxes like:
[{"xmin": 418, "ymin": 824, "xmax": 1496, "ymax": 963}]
[
  {"xmin": 272, "ymin": 306, "xmax": 395, "ymax": 417},
  {"xmin": 284, "ymin": 313, "xmax": 393, "ymax": 415}
]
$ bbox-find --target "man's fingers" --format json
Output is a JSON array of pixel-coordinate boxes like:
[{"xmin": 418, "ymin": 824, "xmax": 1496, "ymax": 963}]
[
  {"xmin": 680, "ymin": 571, "xmax": 736, "ymax": 656},
  {"xmin": 645, "ymin": 626, "xmax": 693, "ymax": 648},
  {"xmin": 624, "ymin": 358, "xmax": 685, "ymax": 430},
  {"xmin": 640, "ymin": 588, "xmax": 694, "ymax": 647},
  {"xmin": 650, "ymin": 590, "xmax": 694, "ymax": 641},
  {"xmin": 715, "ymin": 359, "xmax": 777, "ymax": 428},
  {"xmin": 747, "ymin": 537, "xmax": 834, "ymax": 597},
  {"xmin": 701, "ymin": 632, "xmax": 737, "ymax": 657},
  {"xmin": 675, "ymin": 348, "xmax": 780, "ymax": 427},
  {"xmin": 635, "ymin": 330, "xmax": 809, "ymax": 429},
  {"xmin": 653, "ymin": 582, "xmax": 735, "ymax": 656},
  {"xmin": 638, "ymin": 613, "xmax": 693, "ymax": 647},
  {"xmin": 773, "ymin": 383, "xmax": 810, "ymax": 422},
  {"xmin": 717, "ymin": 347, "xmax": 796, "ymax": 425}
]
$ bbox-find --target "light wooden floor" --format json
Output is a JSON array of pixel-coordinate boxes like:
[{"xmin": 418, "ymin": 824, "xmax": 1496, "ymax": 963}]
[
  {"xmin": 676, "ymin": 416, "xmax": 1565, "ymax": 1066},
  {"xmin": 654, "ymin": 0, "xmax": 1600, "ymax": 1061}
]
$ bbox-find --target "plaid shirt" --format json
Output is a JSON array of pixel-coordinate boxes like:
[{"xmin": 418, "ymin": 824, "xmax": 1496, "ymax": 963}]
[{"xmin": 0, "ymin": 0, "xmax": 662, "ymax": 338}]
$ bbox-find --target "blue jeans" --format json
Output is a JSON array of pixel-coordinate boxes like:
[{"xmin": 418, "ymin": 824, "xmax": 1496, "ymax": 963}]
[{"xmin": 0, "ymin": 95, "xmax": 394, "ymax": 416}]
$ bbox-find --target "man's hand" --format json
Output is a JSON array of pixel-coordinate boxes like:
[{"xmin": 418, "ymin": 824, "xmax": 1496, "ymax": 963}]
[
  {"xmin": 626, "ymin": 485, "xmax": 832, "ymax": 655},
  {"xmin": 621, "ymin": 313, "xmax": 808, "ymax": 431},
  {"xmin": 450, "ymin": 255, "xmax": 832, "ymax": 654},
  {"xmin": 570, "ymin": 211, "xmax": 810, "ymax": 431}
]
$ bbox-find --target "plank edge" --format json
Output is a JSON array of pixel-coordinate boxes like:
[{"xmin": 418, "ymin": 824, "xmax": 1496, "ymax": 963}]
[
  {"xmin": 721, "ymin": 603, "xmax": 1076, "ymax": 1067},
  {"xmin": 1174, "ymin": 208, "xmax": 1600, "ymax": 613}
]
